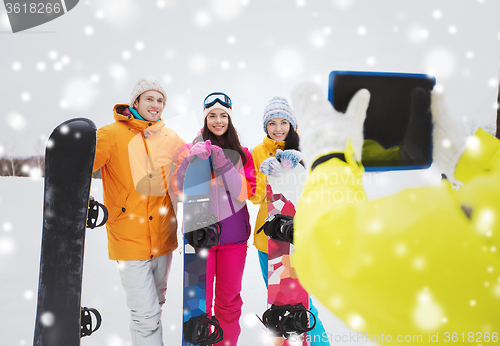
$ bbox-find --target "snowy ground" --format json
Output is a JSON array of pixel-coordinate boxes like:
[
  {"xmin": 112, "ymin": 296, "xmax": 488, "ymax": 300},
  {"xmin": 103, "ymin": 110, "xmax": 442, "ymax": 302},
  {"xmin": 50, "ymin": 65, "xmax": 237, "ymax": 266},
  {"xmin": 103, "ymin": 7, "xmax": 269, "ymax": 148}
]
[{"xmin": 2, "ymin": 175, "xmax": 429, "ymax": 346}]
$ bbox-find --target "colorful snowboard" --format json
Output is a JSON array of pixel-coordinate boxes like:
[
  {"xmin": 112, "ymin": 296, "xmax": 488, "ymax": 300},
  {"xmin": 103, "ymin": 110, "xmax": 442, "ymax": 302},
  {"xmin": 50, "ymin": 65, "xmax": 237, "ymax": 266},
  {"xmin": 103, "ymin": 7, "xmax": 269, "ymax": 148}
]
[
  {"xmin": 33, "ymin": 118, "xmax": 102, "ymax": 346},
  {"xmin": 266, "ymin": 164, "xmax": 310, "ymax": 345},
  {"xmin": 182, "ymin": 157, "xmax": 223, "ymax": 345}
]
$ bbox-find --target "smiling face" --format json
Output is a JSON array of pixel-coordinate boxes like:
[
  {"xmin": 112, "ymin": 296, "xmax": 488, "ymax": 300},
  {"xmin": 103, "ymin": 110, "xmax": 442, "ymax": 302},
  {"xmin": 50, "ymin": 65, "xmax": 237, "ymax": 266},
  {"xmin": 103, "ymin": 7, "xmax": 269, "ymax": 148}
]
[
  {"xmin": 206, "ymin": 108, "xmax": 230, "ymax": 139},
  {"xmin": 266, "ymin": 117, "xmax": 290, "ymax": 141},
  {"xmin": 133, "ymin": 90, "xmax": 165, "ymax": 122}
]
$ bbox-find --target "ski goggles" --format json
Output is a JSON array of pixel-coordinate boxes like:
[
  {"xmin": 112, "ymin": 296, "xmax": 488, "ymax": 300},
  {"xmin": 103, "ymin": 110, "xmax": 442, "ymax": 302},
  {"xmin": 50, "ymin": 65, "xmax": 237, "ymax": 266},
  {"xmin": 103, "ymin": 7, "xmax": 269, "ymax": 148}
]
[{"xmin": 203, "ymin": 92, "xmax": 232, "ymax": 109}]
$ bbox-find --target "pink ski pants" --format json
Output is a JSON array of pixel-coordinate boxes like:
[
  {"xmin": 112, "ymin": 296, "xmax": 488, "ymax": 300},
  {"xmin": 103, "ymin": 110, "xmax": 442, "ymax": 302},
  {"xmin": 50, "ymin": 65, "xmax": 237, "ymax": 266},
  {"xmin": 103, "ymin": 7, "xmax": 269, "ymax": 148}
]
[{"xmin": 206, "ymin": 243, "xmax": 247, "ymax": 346}]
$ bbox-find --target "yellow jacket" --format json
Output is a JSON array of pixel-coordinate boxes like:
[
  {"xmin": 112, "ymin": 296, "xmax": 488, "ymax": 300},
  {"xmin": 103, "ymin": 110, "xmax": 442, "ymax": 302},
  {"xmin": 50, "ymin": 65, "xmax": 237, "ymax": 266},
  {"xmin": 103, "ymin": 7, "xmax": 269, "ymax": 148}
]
[
  {"xmin": 295, "ymin": 128, "xmax": 500, "ymax": 343},
  {"xmin": 93, "ymin": 104, "xmax": 186, "ymax": 261},
  {"xmin": 249, "ymin": 136, "xmax": 286, "ymax": 253}
]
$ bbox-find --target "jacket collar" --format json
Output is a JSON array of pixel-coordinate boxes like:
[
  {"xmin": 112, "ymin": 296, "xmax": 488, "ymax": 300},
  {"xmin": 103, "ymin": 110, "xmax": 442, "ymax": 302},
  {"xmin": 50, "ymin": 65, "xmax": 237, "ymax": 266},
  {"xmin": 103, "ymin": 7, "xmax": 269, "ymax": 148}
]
[
  {"xmin": 263, "ymin": 135, "xmax": 285, "ymax": 152},
  {"xmin": 113, "ymin": 104, "xmax": 165, "ymax": 133}
]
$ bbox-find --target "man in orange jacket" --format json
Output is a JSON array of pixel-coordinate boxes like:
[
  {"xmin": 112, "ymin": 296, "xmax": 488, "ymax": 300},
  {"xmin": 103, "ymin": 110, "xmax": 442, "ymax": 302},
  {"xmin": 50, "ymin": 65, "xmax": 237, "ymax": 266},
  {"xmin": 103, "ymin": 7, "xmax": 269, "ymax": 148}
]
[{"xmin": 93, "ymin": 78, "xmax": 187, "ymax": 345}]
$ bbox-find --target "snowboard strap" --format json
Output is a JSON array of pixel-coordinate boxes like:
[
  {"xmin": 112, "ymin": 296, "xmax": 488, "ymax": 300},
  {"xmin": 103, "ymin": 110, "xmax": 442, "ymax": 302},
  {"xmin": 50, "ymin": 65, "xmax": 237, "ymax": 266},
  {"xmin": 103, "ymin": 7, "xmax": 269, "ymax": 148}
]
[
  {"xmin": 185, "ymin": 214, "xmax": 222, "ymax": 250},
  {"xmin": 87, "ymin": 197, "xmax": 109, "ymax": 229},
  {"xmin": 184, "ymin": 313, "xmax": 224, "ymax": 345},
  {"xmin": 257, "ymin": 214, "xmax": 294, "ymax": 244},
  {"xmin": 80, "ymin": 306, "xmax": 102, "ymax": 337},
  {"xmin": 257, "ymin": 303, "xmax": 317, "ymax": 339}
]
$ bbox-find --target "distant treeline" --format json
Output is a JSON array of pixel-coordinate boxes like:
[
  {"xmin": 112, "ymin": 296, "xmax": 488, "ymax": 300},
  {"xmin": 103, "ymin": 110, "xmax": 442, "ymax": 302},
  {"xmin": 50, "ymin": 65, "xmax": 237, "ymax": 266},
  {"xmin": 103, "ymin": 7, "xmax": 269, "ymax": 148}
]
[{"xmin": 0, "ymin": 156, "xmax": 101, "ymax": 179}]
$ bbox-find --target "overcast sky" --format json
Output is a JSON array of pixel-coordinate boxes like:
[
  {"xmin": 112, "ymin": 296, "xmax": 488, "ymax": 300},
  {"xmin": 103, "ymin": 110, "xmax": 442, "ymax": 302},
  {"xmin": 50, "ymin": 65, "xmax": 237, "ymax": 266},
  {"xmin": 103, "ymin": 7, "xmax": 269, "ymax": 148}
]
[{"xmin": 1, "ymin": 0, "xmax": 499, "ymax": 157}]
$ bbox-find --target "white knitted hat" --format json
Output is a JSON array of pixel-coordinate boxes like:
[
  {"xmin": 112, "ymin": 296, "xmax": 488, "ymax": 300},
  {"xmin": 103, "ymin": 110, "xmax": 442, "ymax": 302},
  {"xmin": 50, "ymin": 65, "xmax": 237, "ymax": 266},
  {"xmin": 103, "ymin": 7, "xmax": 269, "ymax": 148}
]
[
  {"xmin": 130, "ymin": 78, "xmax": 167, "ymax": 107},
  {"xmin": 263, "ymin": 96, "xmax": 297, "ymax": 134}
]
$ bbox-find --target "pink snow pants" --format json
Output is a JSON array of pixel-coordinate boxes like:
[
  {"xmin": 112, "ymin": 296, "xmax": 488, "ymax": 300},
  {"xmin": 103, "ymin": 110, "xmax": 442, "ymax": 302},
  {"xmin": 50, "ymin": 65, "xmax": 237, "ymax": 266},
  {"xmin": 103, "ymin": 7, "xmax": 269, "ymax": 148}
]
[{"xmin": 206, "ymin": 243, "xmax": 247, "ymax": 346}]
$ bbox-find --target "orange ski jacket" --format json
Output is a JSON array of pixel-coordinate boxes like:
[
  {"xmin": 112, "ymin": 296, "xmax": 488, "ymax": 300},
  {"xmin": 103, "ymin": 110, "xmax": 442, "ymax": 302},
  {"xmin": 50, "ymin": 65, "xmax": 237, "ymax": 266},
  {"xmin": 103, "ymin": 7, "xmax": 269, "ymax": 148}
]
[{"xmin": 93, "ymin": 104, "xmax": 186, "ymax": 261}]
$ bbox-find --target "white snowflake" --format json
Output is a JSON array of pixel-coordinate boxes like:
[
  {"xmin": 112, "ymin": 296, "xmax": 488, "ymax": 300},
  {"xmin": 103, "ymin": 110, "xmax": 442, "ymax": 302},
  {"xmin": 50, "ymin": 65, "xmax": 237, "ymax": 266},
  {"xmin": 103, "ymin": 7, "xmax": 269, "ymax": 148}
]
[
  {"xmin": 347, "ymin": 313, "xmax": 365, "ymax": 330},
  {"xmin": 210, "ymin": 0, "xmax": 243, "ymax": 20},
  {"xmin": 62, "ymin": 78, "xmax": 98, "ymax": 110},
  {"xmin": 3, "ymin": 222, "xmax": 12, "ymax": 232},
  {"xmin": 194, "ymin": 10, "xmax": 211, "ymax": 27},
  {"xmin": 332, "ymin": 0, "xmax": 353, "ymax": 9},
  {"xmin": 53, "ymin": 62, "xmax": 63, "ymax": 71},
  {"xmin": 189, "ymin": 55, "xmax": 208, "ymax": 74},
  {"xmin": 12, "ymin": 61, "xmax": 22, "ymax": 71},
  {"xmin": 424, "ymin": 48, "xmax": 457, "ymax": 80},
  {"xmin": 296, "ymin": 0, "xmax": 306, "ymax": 7},
  {"xmin": 220, "ymin": 60, "xmax": 230, "ymax": 70},
  {"xmin": 108, "ymin": 63, "xmax": 129, "ymax": 82},
  {"xmin": 407, "ymin": 25, "xmax": 429, "ymax": 44},
  {"xmin": 413, "ymin": 288, "xmax": 444, "ymax": 331},
  {"xmin": 135, "ymin": 41, "xmax": 145, "ymax": 51},
  {"xmin": 163, "ymin": 75, "xmax": 173, "ymax": 84},
  {"xmin": 84, "ymin": 26, "xmax": 94, "ymax": 36},
  {"xmin": 36, "ymin": 62, "xmax": 46, "ymax": 71},
  {"xmin": 310, "ymin": 30, "xmax": 326, "ymax": 47},
  {"xmin": 432, "ymin": 9, "xmax": 442, "ymax": 20},
  {"xmin": 95, "ymin": 10, "xmax": 104, "ymax": 19},
  {"xmin": 6, "ymin": 112, "xmax": 27, "ymax": 131},
  {"xmin": 272, "ymin": 49, "xmax": 304, "ymax": 78},
  {"xmin": 40, "ymin": 312, "xmax": 55, "ymax": 327},
  {"xmin": 24, "ymin": 290, "xmax": 34, "ymax": 300},
  {"xmin": 122, "ymin": 50, "xmax": 132, "ymax": 60},
  {"xmin": 48, "ymin": 50, "xmax": 58, "ymax": 60},
  {"xmin": 21, "ymin": 92, "xmax": 31, "ymax": 102},
  {"xmin": 0, "ymin": 236, "xmax": 15, "ymax": 255},
  {"xmin": 227, "ymin": 35, "xmax": 236, "ymax": 44},
  {"xmin": 96, "ymin": 0, "xmax": 138, "ymax": 27},
  {"xmin": 357, "ymin": 26, "xmax": 367, "ymax": 36},
  {"xmin": 90, "ymin": 74, "xmax": 100, "ymax": 83},
  {"xmin": 366, "ymin": 56, "xmax": 376, "ymax": 66},
  {"xmin": 448, "ymin": 25, "xmax": 457, "ymax": 34}
]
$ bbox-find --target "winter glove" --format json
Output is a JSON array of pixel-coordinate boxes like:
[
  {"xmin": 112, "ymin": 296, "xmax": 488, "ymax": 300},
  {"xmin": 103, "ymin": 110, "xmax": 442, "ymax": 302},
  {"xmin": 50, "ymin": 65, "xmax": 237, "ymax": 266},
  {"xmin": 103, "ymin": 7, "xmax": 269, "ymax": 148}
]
[
  {"xmin": 277, "ymin": 149, "xmax": 302, "ymax": 170},
  {"xmin": 291, "ymin": 82, "xmax": 370, "ymax": 165},
  {"xmin": 187, "ymin": 140, "xmax": 212, "ymax": 162},
  {"xmin": 260, "ymin": 157, "xmax": 283, "ymax": 177},
  {"xmin": 431, "ymin": 90, "xmax": 468, "ymax": 186},
  {"xmin": 210, "ymin": 144, "xmax": 230, "ymax": 169}
]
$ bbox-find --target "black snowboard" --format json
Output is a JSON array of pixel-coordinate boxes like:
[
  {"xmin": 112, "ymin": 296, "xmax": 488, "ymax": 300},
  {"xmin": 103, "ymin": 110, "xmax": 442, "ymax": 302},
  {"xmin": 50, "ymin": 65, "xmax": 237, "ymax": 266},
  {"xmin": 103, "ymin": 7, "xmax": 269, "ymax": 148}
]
[{"xmin": 33, "ymin": 118, "xmax": 98, "ymax": 346}]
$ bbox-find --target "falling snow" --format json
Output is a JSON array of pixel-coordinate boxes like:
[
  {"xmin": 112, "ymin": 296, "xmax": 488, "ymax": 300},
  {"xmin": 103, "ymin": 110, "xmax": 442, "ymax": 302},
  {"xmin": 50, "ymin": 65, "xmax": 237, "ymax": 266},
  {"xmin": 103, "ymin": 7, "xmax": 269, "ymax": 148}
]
[
  {"xmin": 6, "ymin": 112, "xmax": 27, "ymax": 131},
  {"xmin": 413, "ymin": 288, "xmax": 444, "ymax": 331}
]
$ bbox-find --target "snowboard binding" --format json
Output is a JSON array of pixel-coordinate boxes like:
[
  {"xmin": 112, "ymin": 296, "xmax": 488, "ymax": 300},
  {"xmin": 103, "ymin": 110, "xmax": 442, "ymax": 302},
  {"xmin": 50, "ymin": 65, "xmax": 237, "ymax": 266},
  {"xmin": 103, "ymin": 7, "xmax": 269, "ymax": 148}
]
[
  {"xmin": 185, "ymin": 214, "xmax": 221, "ymax": 250},
  {"xmin": 258, "ymin": 303, "xmax": 317, "ymax": 339},
  {"xmin": 80, "ymin": 306, "xmax": 102, "ymax": 337},
  {"xmin": 87, "ymin": 196, "xmax": 108, "ymax": 229},
  {"xmin": 257, "ymin": 214, "xmax": 294, "ymax": 244},
  {"xmin": 183, "ymin": 313, "xmax": 224, "ymax": 345}
]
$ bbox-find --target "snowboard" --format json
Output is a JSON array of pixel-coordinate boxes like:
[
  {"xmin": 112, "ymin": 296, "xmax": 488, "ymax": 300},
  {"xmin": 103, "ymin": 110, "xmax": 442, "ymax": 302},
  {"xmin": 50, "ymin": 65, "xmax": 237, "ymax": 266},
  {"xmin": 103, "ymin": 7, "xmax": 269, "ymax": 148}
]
[
  {"xmin": 182, "ymin": 157, "xmax": 223, "ymax": 345},
  {"xmin": 262, "ymin": 164, "xmax": 314, "ymax": 345},
  {"xmin": 33, "ymin": 118, "xmax": 102, "ymax": 346}
]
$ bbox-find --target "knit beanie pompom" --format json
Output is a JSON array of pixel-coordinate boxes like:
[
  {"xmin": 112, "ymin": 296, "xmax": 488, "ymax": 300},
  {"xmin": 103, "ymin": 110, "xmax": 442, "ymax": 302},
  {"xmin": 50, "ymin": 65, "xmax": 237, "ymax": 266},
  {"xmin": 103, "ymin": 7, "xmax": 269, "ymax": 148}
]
[{"xmin": 262, "ymin": 96, "xmax": 297, "ymax": 134}]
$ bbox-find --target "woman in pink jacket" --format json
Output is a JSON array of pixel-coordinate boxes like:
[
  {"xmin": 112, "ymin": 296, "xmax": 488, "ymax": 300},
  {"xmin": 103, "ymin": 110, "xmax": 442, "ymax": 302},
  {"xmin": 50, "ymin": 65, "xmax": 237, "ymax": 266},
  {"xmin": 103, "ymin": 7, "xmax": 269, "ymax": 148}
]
[{"xmin": 176, "ymin": 92, "xmax": 256, "ymax": 345}]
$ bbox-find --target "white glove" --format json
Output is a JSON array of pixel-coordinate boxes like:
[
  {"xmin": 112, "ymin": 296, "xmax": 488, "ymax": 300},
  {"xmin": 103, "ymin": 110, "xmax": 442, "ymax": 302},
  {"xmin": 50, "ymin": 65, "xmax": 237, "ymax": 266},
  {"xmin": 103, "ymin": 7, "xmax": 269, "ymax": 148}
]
[
  {"xmin": 291, "ymin": 82, "xmax": 370, "ymax": 166},
  {"xmin": 260, "ymin": 157, "xmax": 283, "ymax": 177},
  {"xmin": 431, "ymin": 90, "xmax": 468, "ymax": 186},
  {"xmin": 277, "ymin": 149, "xmax": 302, "ymax": 170}
]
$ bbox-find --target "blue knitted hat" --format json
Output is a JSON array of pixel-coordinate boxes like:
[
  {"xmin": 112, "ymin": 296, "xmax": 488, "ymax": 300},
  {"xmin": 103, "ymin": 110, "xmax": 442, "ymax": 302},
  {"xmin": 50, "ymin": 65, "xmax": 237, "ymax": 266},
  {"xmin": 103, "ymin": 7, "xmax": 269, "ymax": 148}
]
[{"xmin": 262, "ymin": 96, "xmax": 297, "ymax": 134}]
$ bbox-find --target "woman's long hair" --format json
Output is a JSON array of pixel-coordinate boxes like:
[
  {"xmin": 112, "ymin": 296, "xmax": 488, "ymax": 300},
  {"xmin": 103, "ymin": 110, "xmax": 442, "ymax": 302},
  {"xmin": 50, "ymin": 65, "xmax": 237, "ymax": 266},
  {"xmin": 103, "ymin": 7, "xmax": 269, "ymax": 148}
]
[
  {"xmin": 284, "ymin": 127, "xmax": 300, "ymax": 151},
  {"xmin": 194, "ymin": 112, "xmax": 247, "ymax": 166}
]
